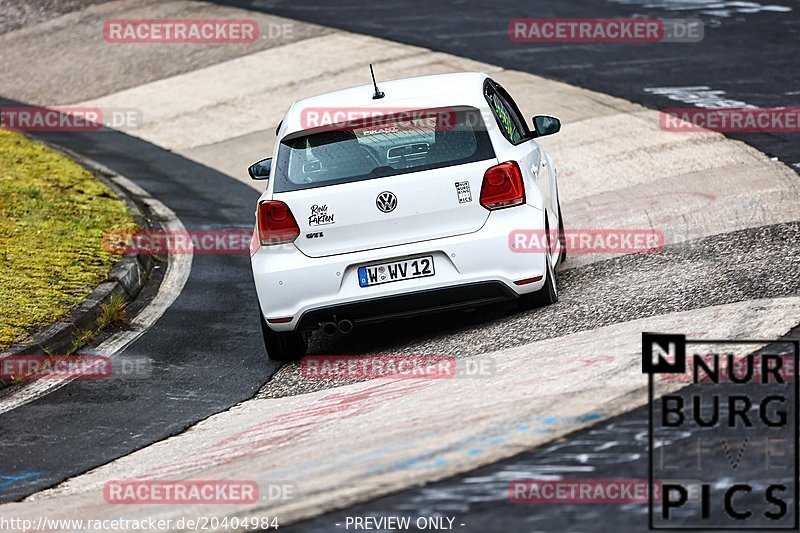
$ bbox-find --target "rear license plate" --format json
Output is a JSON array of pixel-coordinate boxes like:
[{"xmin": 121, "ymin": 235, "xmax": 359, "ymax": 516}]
[{"xmin": 358, "ymin": 256, "xmax": 435, "ymax": 287}]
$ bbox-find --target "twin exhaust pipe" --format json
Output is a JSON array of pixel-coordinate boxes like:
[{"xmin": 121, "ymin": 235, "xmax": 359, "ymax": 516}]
[{"xmin": 320, "ymin": 319, "xmax": 354, "ymax": 336}]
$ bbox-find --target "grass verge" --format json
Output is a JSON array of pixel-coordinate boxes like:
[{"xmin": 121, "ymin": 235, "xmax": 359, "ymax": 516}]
[{"xmin": 0, "ymin": 129, "xmax": 137, "ymax": 349}]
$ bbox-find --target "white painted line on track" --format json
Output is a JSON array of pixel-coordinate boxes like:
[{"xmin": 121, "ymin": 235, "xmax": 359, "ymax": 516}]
[{"xmin": 0, "ymin": 174, "xmax": 192, "ymax": 415}]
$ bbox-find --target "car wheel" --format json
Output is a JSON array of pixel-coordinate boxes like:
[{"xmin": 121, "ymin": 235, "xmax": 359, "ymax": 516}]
[
  {"xmin": 517, "ymin": 228, "xmax": 559, "ymax": 310},
  {"xmin": 259, "ymin": 313, "xmax": 307, "ymax": 361},
  {"xmin": 534, "ymin": 251, "xmax": 559, "ymax": 306},
  {"xmin": 557, "ymin": 202, "xmax": 567, "ymax": 264}
]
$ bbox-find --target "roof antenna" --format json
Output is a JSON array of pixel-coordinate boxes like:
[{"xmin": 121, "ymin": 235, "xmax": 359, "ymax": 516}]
[{"xmin": 370, "ymin": 64, "xmax": 385, "ymax": 100}]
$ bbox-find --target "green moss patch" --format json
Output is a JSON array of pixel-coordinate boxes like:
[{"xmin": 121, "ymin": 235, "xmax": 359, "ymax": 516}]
[{"xmin": 0, "ymin": 130, "xmax": 137, "ymax": 349}]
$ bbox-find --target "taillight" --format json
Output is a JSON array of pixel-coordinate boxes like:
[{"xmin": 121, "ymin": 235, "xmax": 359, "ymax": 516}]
[
  {"xmin": 257, "ymin": 200, "xmax": 300, "ymax": 245},
  {"xmin": 480, "ymin": 161, "xmax": 525, "ymax": 210}
]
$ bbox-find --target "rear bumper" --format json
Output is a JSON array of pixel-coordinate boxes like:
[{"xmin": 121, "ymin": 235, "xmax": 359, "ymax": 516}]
[
  {"xmin": 252, "ymin": 205, "xmax": 547, "ymax": 332},
  {"xmin": 296, "ymin": 281, "xmax": 516, "ymax": 331}
]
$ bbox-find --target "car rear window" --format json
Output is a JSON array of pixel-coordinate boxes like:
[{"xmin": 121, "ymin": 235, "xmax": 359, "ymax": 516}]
[{"xmin": 272, "ymin": 106, "xmax": 495, "ymax": 192}]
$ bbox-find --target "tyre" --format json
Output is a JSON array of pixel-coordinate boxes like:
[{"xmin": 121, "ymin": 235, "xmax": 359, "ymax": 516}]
[
  {"xmin": 557, "ymin": 202, "xmax": 567, "ymax": 264},
  {"xmin": 259, "ymin": 313, "xmax": 307, "ymax": 361},
  {"xmin": 531, "ymin": 251, "xmax": 559, "ymax": 306},
  {"xmin": 517, "ymin": 228, "xmax": 559, "ymax": 310}
]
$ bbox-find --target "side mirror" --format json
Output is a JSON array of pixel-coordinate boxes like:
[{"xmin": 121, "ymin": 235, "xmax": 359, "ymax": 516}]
[
  {"xmin": 248, "ymin": 158, "xmax": 272, "ymax": 180},
  {"xmin": 532, "ymin": 115, "xmax": 561, "ymax": 137}
]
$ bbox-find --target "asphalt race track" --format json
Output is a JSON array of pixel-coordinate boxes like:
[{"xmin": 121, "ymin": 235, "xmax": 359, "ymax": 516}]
[
  {"xmin": 0, "ymin": 0, "xmax": 799, "ymax": 531},
  {"xmin": 225, "ymin": 0, "xmax": 800, "ymax": 169},
  {"xmin": 0, "ymin": 99, "xmax": 277, "ymax": 502}
]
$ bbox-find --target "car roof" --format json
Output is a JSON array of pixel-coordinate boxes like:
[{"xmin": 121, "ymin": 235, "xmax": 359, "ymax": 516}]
[{"xmin": 279, "ymin": 71, "xmax": 491, "ymax": 137}]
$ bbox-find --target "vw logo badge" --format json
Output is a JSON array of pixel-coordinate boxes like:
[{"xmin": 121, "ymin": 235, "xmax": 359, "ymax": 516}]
[{"xmin": 376, "ymin": 191, "xmax": 397, "ymax": 213}]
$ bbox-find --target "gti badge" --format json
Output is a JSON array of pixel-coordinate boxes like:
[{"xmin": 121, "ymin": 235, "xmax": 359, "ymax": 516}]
[{"xmin": 376, "ymin": 191, "xmax": 397, "ymax": 213}]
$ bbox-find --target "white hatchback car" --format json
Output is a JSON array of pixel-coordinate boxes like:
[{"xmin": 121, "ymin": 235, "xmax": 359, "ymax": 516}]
[{"xmin": 249, "ymin": 72, "xmax": 564, "ymax": 360}]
